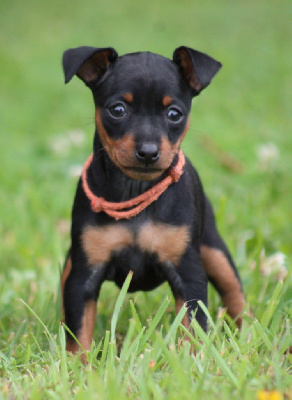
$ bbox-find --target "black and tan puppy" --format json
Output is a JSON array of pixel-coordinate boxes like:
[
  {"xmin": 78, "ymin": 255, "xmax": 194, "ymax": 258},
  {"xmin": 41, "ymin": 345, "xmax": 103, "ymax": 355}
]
[{"xmin": 61, "ymin": 46, "xmax": 244, "ymax": 354}]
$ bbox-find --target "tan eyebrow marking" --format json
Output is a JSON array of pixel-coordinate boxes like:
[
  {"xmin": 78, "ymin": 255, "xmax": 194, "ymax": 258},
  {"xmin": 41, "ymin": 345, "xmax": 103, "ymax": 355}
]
[
  {"xmin": 162, "ymin": 96, "xmax": 173, "ymax": 107},
  {"xmin": 122, "ymin": 93, "xmax": 133, "ymax": 103}
]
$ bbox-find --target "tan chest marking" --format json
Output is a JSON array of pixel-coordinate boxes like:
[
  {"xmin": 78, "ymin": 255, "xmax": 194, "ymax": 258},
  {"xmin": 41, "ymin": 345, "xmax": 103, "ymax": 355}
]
[
  {"xmin": 137, "ymin": 222, "xmax": 190, "ymax": 264},
  {"xmin": 81, "ymin": 225, "xmax": 134, "ymax": 266},
  {"xmin": 82, "ymin": 222, "xmax": 190, "ymax": 267}
]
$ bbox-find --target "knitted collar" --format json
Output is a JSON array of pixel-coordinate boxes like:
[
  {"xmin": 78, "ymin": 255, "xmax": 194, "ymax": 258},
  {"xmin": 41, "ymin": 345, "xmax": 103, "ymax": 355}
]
[{"xmin": 81, "ymin": 150, "xmax": 185, "ymax": 220}]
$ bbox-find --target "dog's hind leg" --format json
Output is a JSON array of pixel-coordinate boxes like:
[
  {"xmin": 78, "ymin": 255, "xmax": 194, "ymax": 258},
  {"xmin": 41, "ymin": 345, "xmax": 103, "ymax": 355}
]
[
  {"xmin": 61, "ymin": 249, "xmax": 72, "ymax": 318},
  {"xmin": 200, "ymin": 196, "xmax": 245, "ymax": 327}
]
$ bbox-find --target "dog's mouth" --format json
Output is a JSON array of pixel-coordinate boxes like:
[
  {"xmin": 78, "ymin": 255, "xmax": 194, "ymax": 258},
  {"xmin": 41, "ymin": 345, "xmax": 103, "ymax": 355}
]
[
  {"xmin": 121, "ymin": 165, "xmax": 165, "ymax": 181},
  {"xmin": 110, "ymin": 146, "xmax": 175, "ymax": 181},
  {"xmin": 125, "ymin": 166, "xmax": 163, "ymax": 173}
]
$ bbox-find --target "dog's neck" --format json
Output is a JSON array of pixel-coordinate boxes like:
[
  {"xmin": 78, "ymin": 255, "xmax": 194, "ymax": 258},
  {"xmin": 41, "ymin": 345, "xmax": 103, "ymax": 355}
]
[{"xmin": 88, "ymin": 135, "xmax": 161, "ymax": 202}]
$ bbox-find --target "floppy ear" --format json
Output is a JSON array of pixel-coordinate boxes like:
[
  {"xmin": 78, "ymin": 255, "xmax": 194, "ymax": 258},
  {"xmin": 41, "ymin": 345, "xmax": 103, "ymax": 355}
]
[
  {"xmin": 62, "ymin": 46, "xmax": 118, "ymax": 85},
  {"xmin": 173, "ymin": 46, "xmax": 222, "ymax": 96}
]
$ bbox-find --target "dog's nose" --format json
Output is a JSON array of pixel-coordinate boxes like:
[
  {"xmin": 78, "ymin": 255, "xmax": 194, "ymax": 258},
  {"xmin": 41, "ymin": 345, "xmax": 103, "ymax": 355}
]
[{"xmin": 135, "ymin": 143, "xmax": 160, "ymax": 165}]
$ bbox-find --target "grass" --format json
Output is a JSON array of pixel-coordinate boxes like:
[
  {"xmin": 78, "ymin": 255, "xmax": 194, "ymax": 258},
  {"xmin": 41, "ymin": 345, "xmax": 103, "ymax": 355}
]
[{"xmin": 0, "ymin": 0, "xmax": 291, "ymax": 398}]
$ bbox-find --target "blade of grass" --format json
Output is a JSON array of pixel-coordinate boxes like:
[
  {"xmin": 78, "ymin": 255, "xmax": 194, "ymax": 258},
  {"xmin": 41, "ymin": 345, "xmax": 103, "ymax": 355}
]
[
  {"xmin": 128, "ymin": 328, "xmax": 147, "ymax": 371},
  {"xmin": 197, "ymin": 300, "xmax": 216, "ymax": 330},
  {"xmin": 62, "ymin": 323, "xmax": 84, "ymax": 352},
  {"xmin": 111, "ymin": 271, "xmax": 133, "ymax": 344},
  {"xmin": 261, "ymin": 282, "xmax": 283, "ymax": 329},
  {"xmin": 164, "ymin": 301, "xmax": 188, "ymax": 344},
  {"xmin": 152, "ymin": 300, "xmax": 189, "ymax": 360},
  {"xmin": 129, "ymin": 299, "xmax": 143, "ymax": 333},
  {"xmin": 59, "ymin": 323, "xmax": 68, "ymax": 373},
  {"xmin": 90, "ymin": 337, "xmax": 104, "ymax": 364},
  {"xmin": 119, "ymin": 319, "xmax": 137, "ymax": 364},
  {"xmin": 138, "ymin": 296, "xmax": 170, "ymax": 350},
  {"xmin": 99, "ymin": 330, "xmax": 110, "ymax": 370},
  {"xmin": 191, "ymin": 317, "xmax": 239, "ymax": 388},
  {"xmin": 253, "ymin": 320, "xmax": 273, "ymax": 350},
  {"xmin": 19, "ymin": 299, "xmax": 60, "ymax": 358},
  {"xmin": 58, "ymin": 324, "xmax": 69, "ymax": 391},
  {"xmin": 223, "ymin": 321, "xmax": 241, "ymax": 355}
]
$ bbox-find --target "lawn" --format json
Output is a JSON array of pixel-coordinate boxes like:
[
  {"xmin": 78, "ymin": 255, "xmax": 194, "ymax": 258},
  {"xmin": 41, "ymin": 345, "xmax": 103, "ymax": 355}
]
[{"xmin": 0, "ymin": 0, "xmax": 291, "ymax": 399}]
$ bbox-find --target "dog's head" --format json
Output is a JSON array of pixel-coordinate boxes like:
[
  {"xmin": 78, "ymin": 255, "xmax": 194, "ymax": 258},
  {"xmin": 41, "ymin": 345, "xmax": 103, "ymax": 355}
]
[{"xmin": 63, "ymin": 46, "xmax": 221, "ymax": 181}]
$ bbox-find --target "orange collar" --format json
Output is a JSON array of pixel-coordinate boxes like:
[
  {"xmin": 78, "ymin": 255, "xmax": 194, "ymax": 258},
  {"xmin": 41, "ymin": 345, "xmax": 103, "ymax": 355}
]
[{"xmin": 82, "ymin": 150, "xmax": 185, "ymax": 220}]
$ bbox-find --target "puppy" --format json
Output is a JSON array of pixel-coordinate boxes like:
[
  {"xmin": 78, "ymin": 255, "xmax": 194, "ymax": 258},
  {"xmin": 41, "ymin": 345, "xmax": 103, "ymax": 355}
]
[{"xmin": 61, "ymin": 46, "xmax": 244, "ymax": 354}]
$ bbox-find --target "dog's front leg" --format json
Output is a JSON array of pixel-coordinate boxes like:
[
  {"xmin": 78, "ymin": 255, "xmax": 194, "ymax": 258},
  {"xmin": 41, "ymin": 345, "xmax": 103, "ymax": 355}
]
[
  {"xmin": 161, "ymin": 247, "xmax": 208, "ymax": 332},
  {"xmin": 62, "ymin": 248, "xmax": 107, "ymax": 356}
]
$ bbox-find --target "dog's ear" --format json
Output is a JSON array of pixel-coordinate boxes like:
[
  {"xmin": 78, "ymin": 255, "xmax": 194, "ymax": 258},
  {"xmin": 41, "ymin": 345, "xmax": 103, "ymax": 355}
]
[
  {"xmin": 62, "ymin": 46, "xmax": 118, "ymax": 85},
  {"xmin": 173, "ymin": 46, "xmax": 222, "ymax": 96}
]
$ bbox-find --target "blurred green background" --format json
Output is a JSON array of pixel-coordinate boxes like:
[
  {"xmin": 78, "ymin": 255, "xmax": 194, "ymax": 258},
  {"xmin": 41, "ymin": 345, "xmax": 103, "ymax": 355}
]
[{"xmin": 0, "ymin": 0, "xmax": 291, "ymax": 318}]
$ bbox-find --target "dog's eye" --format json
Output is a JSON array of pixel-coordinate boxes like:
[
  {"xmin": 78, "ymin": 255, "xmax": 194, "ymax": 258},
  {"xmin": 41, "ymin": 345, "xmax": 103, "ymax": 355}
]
[
  {"xmin": 109, "ymin": 104, "xmax": 127, "ymax": 118},
  {"xmin": 166, "ymin": 107, "xmax": 183, "ymax": 122}
]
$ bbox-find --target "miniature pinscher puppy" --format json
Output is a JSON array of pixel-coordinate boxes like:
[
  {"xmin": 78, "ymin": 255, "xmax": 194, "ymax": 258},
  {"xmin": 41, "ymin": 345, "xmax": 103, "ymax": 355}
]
[{"xmin": 61, "ymin": 46, "xmax": 244, "ymax": 355}]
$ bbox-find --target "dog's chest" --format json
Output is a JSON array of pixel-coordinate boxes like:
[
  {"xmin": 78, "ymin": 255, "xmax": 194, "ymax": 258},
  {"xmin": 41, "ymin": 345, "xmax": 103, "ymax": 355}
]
[{"xmin": 81, "ymin": 221, "xmax": 190, "ymax": 268}]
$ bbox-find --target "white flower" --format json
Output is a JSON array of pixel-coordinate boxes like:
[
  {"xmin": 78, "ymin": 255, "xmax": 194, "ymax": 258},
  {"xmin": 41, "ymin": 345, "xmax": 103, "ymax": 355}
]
[
  {"xmin": 56, "ymin": 219, "xmax": 70, "ymax": 235},
  {"xmin": 260, "ymin": 249, "xmax": 287, "ymax": 281},
  {"xmin": 49, "ymin": 130, "xmax": 86, "ymax": 156},
  {"xmin": 67, "ymin": 129, "xmax": 85, "ymax": 146},
  {"xmin": 49, "ymin": 135, "xmax": 71, "ymax": 156},
  {"xmin": 257, "ymin": 142, "xmax": 279, "ymax": 171},
  {"xmin": 68, "ymin": 164, "xmax": 83, "ymax": 177}
]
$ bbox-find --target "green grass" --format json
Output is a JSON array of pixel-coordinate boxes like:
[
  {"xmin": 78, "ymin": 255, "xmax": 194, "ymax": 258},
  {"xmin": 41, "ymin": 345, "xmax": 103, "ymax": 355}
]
[{"xmin": 0, "ymin": 0, "xmax": 291, "ymax": 398}]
